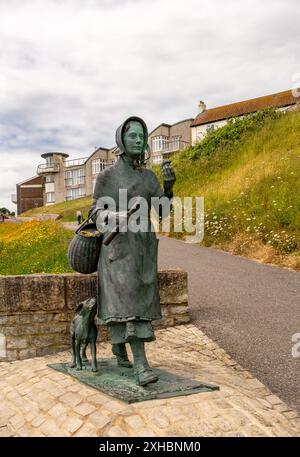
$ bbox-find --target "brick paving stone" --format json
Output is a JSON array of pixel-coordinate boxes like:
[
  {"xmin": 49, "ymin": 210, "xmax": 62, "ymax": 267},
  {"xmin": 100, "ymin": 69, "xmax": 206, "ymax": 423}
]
[
  {"xmin": 31, "ymin": 415, "xmax": 47, "ymax": 428},
  {"xmin": 283, "ymin": 411, "xmax": 299, "ymax": 419},
  {"xmin": 48, "ymin": 403, "xmax": 67, "ymax": 418},
  {"xmin": 124, "ymin": 415, "xmax": 146, "ymax": 430},
  {"xmin": 274, "ymin": 403, "xmax": 291, "ymax": 413},
  {"xmin": 86, "ymin": 394, "xmax": 107, "ymax": 406},
  {"xmin": 291, "ymin": 418, "xmax": 300, "ymax": 428},
  {"xmin": 39, "ymin": 397, "xmax": 57, "ymax": 413},
  {"xmin": 0, "ymin": 426, "xmax": 15, "ymax": 437},
  {"xmin": 73, "ymin": 402, "xmax": 97, "ymax": 417},
  {"xmin": 64, "ymin": 416, "xmax": 84, "ymax": 434},
  {"xmin": 105, "ymin": 400, "xmax": 129, "ymax": 414},
  {"xmin": 66, "ymin": 384, "xmax": 82, "ymax": 393},
  {"xmin": 107, "ymin": 426, "xmax": 130, "ymax": 437},
  {"xmin": 0, "ymin": 407, "xmax": 16, "ymax": 423},
  {"xmin": 40, "ymin": 418, "xmax": 68, "ymax": 437},
  {"xmin": 240, "ymin": 424, "xmax": 271, "ymax": 437},
  {"xmin": 73, "ymin": 423, "xmax": 99, "ymax": 437},
  {"xmin": 88, "ymin": 411, "xmax": 111, "ymax": 431},
  {"xmin": 265, "ymin": 395, "xmax": 284, "ymax": 406},
  {"xmin": 134, "ymin": 427, "xmax": 157, "ymax": 437},
  {"xmin": 8, "ymin": 416, "xmax": 25, "ymax": 433},
  {"xmin": 59, "ymin": 392, "xmax": 82, "ymax": 408},
  {"xmin": 141, "ymin": 410, "xmax": 170, "ymax": 429}
]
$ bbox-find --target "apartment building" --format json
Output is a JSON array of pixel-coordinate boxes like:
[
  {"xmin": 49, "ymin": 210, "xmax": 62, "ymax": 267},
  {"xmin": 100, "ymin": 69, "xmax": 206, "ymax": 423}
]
[
  {"xmin": 148, "ymin": 118, "xmax": 193, "ymax": 164},
  {"xmin": 36, "ymin": 147, "xmax": 115, "ymax": 206},
  {"xmin": 12, "ymin": 175, "xmax": 45, "ymax": 215}
]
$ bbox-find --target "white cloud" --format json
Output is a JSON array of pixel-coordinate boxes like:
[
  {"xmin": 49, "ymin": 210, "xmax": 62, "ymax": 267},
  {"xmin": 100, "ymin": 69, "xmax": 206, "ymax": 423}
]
[{"xmin": 1, "ymin": 0, "xmax": 300, "ymax": 210}]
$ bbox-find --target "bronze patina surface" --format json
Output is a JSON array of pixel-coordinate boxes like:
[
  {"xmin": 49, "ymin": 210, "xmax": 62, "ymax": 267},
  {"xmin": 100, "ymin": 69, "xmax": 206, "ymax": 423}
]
[{"xmin": 48, "ymin": 357, "xmax": 219, "ymax": 404}]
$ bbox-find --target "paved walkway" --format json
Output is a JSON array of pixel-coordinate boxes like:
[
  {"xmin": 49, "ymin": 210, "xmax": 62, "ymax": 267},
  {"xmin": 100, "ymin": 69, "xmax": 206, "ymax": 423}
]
[
  {"xmin": 158, "ymin": 236, "xmax": 300, "ymax": 413},
  {"xmin": 62, "ymin": 221, "xmax": 78, "ymax": 231},
  {"xmin": 0, "ymin": 325, "xmax": 299, "ymax": 437}
]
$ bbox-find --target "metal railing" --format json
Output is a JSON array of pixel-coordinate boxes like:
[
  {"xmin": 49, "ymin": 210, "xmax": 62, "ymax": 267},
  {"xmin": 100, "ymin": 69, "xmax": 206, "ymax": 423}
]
[
  {"xmin": 37, "ymin": 163, "xmax": 60, "ymax": 174},
  {"xmin": 64, "ymin": 177, "xmax": 85, "ymax": 186},
  {"xmin": 152, "ymin": 139, "xmax": 190, "ymax": 154},
  {"xmin": 150, "ymin": 140, "xmax": 190, "ymax": 164}
]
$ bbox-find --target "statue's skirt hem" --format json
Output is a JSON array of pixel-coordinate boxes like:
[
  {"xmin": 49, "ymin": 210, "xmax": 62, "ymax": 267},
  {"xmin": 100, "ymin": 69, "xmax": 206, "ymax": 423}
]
[{"xmin": 107, "ymin": 320, "xmax": 155, "ymax": 344}]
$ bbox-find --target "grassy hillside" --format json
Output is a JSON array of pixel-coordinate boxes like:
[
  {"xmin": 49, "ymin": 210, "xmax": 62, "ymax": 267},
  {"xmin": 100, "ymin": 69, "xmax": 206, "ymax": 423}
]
[
  {"xmin": 22, "ymin": 196, "xmax": 92, "ymax": 221},
  {"xmin": 0, "ymin": 221, "xmax": 73, "ymax": 275},
  {"xmin": 158, "ymin": 108, "xmax": 300, "ymax": 269}
]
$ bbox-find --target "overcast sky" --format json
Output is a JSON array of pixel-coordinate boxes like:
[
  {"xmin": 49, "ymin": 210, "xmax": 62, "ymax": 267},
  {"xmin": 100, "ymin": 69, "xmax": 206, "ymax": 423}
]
[{"xmin": 1, "ymin": 0, "xmax": 300, "ymax": 211}]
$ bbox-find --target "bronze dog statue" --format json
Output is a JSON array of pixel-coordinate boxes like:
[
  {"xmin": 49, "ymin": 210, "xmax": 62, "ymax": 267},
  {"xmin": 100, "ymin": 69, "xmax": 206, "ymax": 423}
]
[{"xmin": 70, "ymin": 297, "xmax": 98, "ymax": 372}]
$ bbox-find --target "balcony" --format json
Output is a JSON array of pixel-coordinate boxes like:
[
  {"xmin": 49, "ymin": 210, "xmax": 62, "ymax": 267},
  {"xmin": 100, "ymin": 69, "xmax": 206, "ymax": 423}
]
[
  {"xmin": 150, "ymin": 140, "xmax": 190, "ymax": 164},
  {"xmin": 37, "ymin": 163, "xmax": 60, "ymax": 175},
  {"xmin": 64, "ymin": 177, "xmax": 85, "ymax": 187},
  {"xmin": 11, "ymin": 194, "xmax": 17, "ymax": 204},
  {"xmin": 152, "ymin": 139, "xmax": 190, "ymax": 154},
  {"xmin": 64, "ymin": 158, "xmax": 88, "ymax": 167}
]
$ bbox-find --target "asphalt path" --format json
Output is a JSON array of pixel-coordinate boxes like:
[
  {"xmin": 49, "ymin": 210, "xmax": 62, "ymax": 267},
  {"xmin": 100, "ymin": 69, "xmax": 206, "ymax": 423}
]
[{"xmin": 158, "ymin": 235, "xmax": 300, "ymax": 413}]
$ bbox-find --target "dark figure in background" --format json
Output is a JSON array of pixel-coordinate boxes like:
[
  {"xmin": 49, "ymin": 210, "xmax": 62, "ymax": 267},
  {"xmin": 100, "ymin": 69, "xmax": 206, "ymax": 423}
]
[
  {"xmin": 89, "ymin": 116, "xmax": 176, "ymax": 386},
  {"xmin": 76, "ymin": 210, "xmax": 83, "ymax": 225}
]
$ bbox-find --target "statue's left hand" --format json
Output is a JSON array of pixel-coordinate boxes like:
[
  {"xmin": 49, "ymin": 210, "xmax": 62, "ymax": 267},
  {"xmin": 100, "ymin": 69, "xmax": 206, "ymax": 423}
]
[{"xmin": 161, "ymin": 160, "xmax": 176, "ymax": 194}]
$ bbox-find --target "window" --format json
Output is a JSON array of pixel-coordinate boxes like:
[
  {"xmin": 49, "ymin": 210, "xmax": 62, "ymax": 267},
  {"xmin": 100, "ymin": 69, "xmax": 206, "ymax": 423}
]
[
  {"xmin": 66, "ymin": 187, "xmax": 86, "ymax": 201},
  {"xmin": 46, "ymin": 192, "xmax": 55, "ymax": 203},
  {"xmin": 152, "ymin": 136, "xmax": 168, "ymax": 153},
  {"xmin": 92, "ymin": 178, "xmax": 96, "ymax": 192},
  {"xmin": 64, "ymin": 168, "xmax": 85, "ymax": 186},
  {"xmin": 92, "ymin": 159, "xmax": 105, "ymax": 174},
  {"xmin": 171, "ymin": 136, "xmax": 180, "ymax": 151},
  {"xmin": 45, "ymin": 175, "xmax": 55, "ymax": 183},
  {"xmin": 46, "ymin": 156, "xmax": 54, "ymax": 165}
]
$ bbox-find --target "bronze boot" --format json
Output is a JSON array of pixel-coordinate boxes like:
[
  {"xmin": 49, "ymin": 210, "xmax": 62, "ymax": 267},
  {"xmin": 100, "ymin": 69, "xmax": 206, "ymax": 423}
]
[
  {"xmin": 130, "ymin": 339, "xmax": 158, "ymax": 386},
  {"xmin": 112, "ymin": 343, "xmax": 133, "ymax": 368}
]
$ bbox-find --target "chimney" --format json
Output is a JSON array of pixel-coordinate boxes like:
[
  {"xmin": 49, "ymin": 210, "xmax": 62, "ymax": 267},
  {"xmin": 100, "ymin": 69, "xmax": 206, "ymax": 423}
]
[{"xmin": 198, "ymin": 100, "xmax": 206, "ymax": 114}]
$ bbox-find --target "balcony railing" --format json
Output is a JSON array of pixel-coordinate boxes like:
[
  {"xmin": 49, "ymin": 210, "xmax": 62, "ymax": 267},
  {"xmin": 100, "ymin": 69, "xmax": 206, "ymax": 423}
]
[
  {"xmin": 37, "ymin": 163, "xmax": 60, "ymax": 174},
  {"xmin": 64, "ymin": 177, "xmax": 85, "ymax": 186},
  {"xmin": 64, "ymin": 158, "xmax": 88, "ymax": 167},
  {"xmin": 152, "ymin": 139, "xmax": 190, "ymax": 154}
]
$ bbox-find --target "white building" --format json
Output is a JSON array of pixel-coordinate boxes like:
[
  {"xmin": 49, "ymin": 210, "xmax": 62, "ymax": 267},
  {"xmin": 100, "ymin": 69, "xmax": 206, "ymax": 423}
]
[{"xmin": 191, "ymin": 89, "xmax": 300, "ymax": 145}]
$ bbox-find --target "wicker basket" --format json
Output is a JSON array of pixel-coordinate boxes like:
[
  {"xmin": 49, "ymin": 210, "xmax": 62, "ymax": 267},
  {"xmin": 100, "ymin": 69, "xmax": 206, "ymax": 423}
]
[{"xmin": 68, "ymin": 222, "xmax": 103, "ymax": 274}]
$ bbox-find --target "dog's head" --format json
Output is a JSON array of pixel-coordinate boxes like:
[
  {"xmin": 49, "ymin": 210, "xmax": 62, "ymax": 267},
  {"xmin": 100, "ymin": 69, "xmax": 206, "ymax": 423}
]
[{"xmin": 75, "ymin": 297, "xmax": 97, "ymax": 318}]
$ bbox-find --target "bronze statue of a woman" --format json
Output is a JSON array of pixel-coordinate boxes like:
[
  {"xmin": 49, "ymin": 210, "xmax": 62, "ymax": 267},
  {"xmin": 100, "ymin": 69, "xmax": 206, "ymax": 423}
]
[{"xmin": 89, "ymin": 116, "xmax": 176, "ymax": 386}]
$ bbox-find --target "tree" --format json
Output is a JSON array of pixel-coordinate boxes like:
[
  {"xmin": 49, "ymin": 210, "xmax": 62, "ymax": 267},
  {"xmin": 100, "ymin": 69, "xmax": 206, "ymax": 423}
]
[{"xmin": 0, "ymin": 208, "xmax": 12, "ymax": 215}]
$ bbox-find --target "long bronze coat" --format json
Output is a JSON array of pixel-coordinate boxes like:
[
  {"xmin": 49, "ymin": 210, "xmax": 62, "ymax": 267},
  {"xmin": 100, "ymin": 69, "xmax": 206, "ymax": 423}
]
[{"xmin": 90, "ymin": 117, "xmax": 166, "ymax": 324}]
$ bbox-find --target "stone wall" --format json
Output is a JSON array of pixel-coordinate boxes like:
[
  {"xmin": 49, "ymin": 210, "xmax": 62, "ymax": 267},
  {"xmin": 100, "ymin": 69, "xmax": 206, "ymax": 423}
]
[{"xmin": 0, "ymin": 270, "xmax": 189, "ymax": 361}]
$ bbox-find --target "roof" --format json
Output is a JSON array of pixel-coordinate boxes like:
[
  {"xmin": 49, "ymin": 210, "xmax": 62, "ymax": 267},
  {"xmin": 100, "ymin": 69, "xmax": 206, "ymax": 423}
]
[
  {"xmin": 17, "ymin": 175, "xmax": 43, "ymax": 186},
  {"xmin": 41, "ymin": 152, "xmax": 69, "ymax": 159},
  {"xmin": 148, "ymin": 123, "xmax": 171, "ymax": 136},
  {"xmin": 85, "ymin": 146, "xmax": 110, "ymax": 163},
  {"xmin": 191, "ymin": 89, "xmax": 300, "ymax": 127},
  {"xmin": 148, "ymin": 118, "xmax": 194, "ymax": 136}
]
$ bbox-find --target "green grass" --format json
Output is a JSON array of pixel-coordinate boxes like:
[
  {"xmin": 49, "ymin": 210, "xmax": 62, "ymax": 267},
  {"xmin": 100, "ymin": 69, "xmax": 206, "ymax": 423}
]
[
  {"xmin": 0, "ymin": 220, "xmax": 74, "ymax": 275},
  {"xmin": 22, "ymin": 196, "xmax": 92, "ymax": 221}
]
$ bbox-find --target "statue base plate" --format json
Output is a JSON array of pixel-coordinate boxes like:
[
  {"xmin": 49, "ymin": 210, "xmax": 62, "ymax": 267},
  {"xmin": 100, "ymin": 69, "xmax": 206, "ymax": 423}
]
[{"xmin": 48, "ymin": 358, "xmax": 219, "ymax": 403}]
